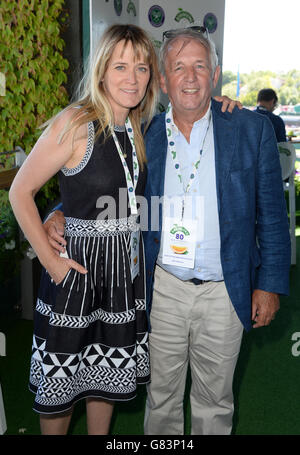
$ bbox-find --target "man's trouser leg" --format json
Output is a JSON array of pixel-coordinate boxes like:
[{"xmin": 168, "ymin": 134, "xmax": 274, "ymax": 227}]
[
  {"xmin": 189, "ymin": 280, "xmax": 243, "ymax": 435},
  {"xmin": 144, "ymin": 266, "xmax": 190, "ymax": 435},
  {"xmin": 144, "ymin": 266, "xmax": 243, "ymax": 435}
]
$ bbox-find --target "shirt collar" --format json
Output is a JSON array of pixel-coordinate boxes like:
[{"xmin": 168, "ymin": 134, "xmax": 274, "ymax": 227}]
[
  {"xmin": 168, "ymin": 101, "xmax": 211, "ymax": 136},
  {"xmin": 257, "ymin": 105, "xmax": 268, "ymax": 112}
]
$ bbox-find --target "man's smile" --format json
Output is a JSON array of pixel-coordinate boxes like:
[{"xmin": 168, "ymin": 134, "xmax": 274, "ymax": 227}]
[{"xmin": 182, "ymin": 88, "xmax": 199, "ymax": 94}]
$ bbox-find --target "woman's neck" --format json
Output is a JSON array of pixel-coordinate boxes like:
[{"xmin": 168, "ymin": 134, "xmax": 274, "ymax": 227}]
[{"xmin": 113, "ymin": 109, "xmax": 130, "ymax": 127}]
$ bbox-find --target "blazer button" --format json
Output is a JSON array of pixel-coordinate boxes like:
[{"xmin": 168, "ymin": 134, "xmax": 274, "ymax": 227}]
[{"xmin": 154, "ymin": 238, "xmax": 159, "ymax": 244}]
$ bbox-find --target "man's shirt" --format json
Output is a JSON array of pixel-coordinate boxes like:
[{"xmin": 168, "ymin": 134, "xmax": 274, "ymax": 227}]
[{"xmin": 157, "ymin": 104, "xmax": 223, "ymax": 281}]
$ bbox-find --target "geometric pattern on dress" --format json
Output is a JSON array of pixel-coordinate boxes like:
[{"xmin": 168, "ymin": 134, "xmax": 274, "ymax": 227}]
[
  {"xmin": 36, "ymin": 299, "xmax": 51, "ymax": 316},
  {"xmin": 80, "ymin": 343, "xmax": 137, "ymax": 372},
  {"xmin": 30, "ymin": 334, "xmax": 142, "ymax": 407},
  {"xmin": 64, "ymin": 215, "xmax": 139, "ymax": 238},
  {"xmin": 30, "ymin": 358, "xmax": 42, "ymax": 387},
  {"xmin": 61, "ymin": 122, "xmax": 95, "ymax": 176},
  {"xmin": 136, "ymin": 332, "xmax": 150, "ymax": 377},
  {"xmin": 34, "ymin": 365, "xmax": 137, "ymax": 407},
  {"xmin": 30, "ymin": 358, "xmax": 137, "ymax": 404},
  {"xmin": 135, "ymin": 299, "xmax": 146, "ymax": 310},
  {"xmin": 32, "ymin": 334, "xmax": 46, "ymax": 357},
  {"xmin": 137, "ymin": 332, "xmax": 149, "ymax": 355},
  {"xmin": 30, "ymin": 335, "xmax": 47, "ymax": 387},
  {"xmin": 136, "ymin": 353, "xmax": 150, "ymax": 377},
  {"xmin": 31, "ymin": 335, "xmax": 137, "ymax": 379},
  {"xmin": 36, "ymin": 299, "xmax": 136, "ymax": 328}
]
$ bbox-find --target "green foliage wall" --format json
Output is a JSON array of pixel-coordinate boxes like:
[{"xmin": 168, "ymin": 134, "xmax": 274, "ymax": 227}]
[{"xmin": 0, "ymin": 0, "xmax": 70, "ymax": 207}]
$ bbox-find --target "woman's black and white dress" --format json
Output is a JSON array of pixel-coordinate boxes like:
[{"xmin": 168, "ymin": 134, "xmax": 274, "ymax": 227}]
[{"xmin": 29, "ymin": 122, "xmax": 150, "ymax": 414}]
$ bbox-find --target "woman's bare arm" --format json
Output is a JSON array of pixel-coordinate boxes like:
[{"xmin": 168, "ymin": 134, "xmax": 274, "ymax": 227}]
[{"xmin": 9, "ymin": 110, "xmax": 87, "ymax": 283}]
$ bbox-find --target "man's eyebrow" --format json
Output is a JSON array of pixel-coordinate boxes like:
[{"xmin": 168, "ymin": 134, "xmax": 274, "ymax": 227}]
[
  {"xmin": 172, "ymin": 60, "xmax": 184, "ymax": 66},
  {"xmin": 194, "ymin": 59, "xmax": 207, "ymax": 65},
  {"xmin": 172, "ymin": 59, "xmax": 206, "ymax": 66}
]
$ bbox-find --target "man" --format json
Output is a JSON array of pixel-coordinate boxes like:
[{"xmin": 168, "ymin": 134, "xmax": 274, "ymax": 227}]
[
  {"xmin": 141, "ymin": 29, "xmax": 290, "ymax": 435},
  {"xmin": 254, "ymin": 88, "xmax": 287, "ymax": 142},
  {"xmin": 44, "ymin": 28, "xmax": 290, "ymax": 435}
]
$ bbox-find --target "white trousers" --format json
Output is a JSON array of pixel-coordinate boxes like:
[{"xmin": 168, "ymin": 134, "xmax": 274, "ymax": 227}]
[{"xmin": 144, "ymin": 266, "xmax": 243, "ymax": 435}]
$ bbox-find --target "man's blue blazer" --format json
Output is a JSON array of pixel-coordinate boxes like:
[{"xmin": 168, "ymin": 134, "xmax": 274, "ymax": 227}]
[{"xmin": 143, "ymin": 99, "xmax": 291, "ymax": 331}]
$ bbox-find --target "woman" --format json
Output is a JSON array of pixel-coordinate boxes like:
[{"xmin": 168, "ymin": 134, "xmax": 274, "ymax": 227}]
[{"xmin": 9, "ymin": 24, "xmax": 160, "ymax": 435}]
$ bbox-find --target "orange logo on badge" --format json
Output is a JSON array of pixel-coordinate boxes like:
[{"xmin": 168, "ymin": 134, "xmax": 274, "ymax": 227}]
[{"xmin": 171, "ymin": 245, "xmax": 188, "ymax": 254}]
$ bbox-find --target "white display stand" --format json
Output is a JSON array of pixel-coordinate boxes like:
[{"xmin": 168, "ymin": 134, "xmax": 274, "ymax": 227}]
[
  {"xmin": 0, "ymin": 332, "xmax": 7, "ymax": 435},
  {"xmin": 278, "ymin": 142, "xmax": 297, "ymax": 265}
]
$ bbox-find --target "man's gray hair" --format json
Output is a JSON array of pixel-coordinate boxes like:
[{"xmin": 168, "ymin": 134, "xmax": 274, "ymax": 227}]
[{"xmin": 159, "ymin": 28, "xmax": 218, "ymax": 76}]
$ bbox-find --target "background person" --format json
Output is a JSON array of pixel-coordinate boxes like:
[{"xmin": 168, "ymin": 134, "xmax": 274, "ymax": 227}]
[{"xmin": 254, "ymin": 88, "xmax": 287, "ymax": 142}]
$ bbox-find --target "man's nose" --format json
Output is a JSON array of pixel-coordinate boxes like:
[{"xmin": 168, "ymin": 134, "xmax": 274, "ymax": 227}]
[{"xmin": 185, "ymin": 67, "xmax": 196, "ymax": 82}]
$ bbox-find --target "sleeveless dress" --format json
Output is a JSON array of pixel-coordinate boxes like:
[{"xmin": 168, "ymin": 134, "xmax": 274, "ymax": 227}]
[{"xmin": 29, "ymin": 122, "xmax": 150, "ymax": 414}]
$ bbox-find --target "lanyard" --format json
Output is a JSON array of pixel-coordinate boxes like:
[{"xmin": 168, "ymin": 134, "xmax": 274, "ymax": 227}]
[
  {"xmin": 165, "ymin": 103, "xmax": 211, "ymax": 218},
  {"xmin": 111, "ymin": 117, "xmax": 139, "ymax": 216}
]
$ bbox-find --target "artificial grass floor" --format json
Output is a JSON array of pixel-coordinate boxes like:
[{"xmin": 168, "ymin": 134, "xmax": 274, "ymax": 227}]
[{"xmin": 1, "ymin": 235, "xmax": 300, "ymax": 435}]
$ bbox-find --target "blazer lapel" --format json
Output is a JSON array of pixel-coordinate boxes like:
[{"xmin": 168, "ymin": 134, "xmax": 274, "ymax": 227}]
[
  {"xmin": 212, "ymin": 102, "xmax": 238, "ymax": 206},
  {"xmin": 146, "ymin": 114, "xmax": 168, "ymax": 198}
]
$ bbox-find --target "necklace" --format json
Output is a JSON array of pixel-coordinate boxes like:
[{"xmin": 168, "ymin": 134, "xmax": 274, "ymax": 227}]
[{"xmin": 114, "ymin": 125, "xmax": 127, "ymax": 158}]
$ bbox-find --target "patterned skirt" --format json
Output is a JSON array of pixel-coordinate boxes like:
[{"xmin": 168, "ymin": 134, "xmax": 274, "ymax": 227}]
[{"xmin": 29, "ymin": 215, "xmax": 150, "ymax": 414}]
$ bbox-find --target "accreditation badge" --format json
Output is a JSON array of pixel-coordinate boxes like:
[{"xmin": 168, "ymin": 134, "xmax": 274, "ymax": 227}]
[
  {"xmin": 131, "ymin": 230, "xmax": 140, "ymax": 281},
  {"xmin": 162, "ymin": 217, "xmax": 198, "ymax": 269}
]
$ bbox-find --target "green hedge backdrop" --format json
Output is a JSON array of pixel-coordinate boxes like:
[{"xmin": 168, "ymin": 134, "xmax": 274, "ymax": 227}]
[{"xmin": 0, "ymin": 0, "xmax": 70, "ymax": 208}]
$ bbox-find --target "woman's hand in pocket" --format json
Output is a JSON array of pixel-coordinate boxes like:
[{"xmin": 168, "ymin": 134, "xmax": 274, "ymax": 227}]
[{"xmin": 47, "ymin": 255, "xmax": 88, "ymax": 285}]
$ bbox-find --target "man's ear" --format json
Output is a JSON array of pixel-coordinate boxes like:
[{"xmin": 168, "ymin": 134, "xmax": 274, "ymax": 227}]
[
  {"xmin": 212, "ymin": 65, "xmax": 221, "ymax": 89},
  {"xmin": 160, "ymin": 73, "xmax": 168, "ymax": 94}
]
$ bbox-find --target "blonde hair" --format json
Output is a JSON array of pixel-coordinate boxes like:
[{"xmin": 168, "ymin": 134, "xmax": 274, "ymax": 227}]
[{"xmin": 45, "ymin": 24, "xmax": 160, "ymax": 168}]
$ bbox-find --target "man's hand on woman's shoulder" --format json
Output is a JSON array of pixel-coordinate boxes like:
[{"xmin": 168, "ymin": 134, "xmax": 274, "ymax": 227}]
[{"xmin": 214, "ymin": 95, "xmax": 243, "ymax": 113}]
